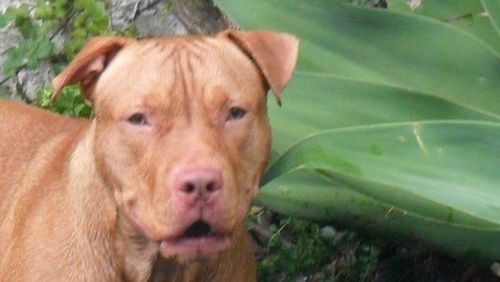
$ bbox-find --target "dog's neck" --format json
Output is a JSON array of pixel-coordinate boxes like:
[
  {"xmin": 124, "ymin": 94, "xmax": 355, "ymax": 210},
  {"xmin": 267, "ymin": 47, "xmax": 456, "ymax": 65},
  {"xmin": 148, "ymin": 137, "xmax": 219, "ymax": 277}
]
[{"xmin": 68, "ymin": 123, "xmax": 163, "ymax": 281}]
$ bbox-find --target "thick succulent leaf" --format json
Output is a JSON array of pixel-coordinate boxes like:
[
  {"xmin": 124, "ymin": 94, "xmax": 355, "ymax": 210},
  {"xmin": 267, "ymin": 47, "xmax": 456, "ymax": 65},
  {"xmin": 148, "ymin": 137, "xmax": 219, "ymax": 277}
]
[
  {"xmin": 256, "ymin": 170, "xmax": 500, "ymax": 263},
  {"xmin": 268, "ymin": 73, "xmax": 495, "ymax": 154},
  {"xmin": 215, "ymin": 0, "xmax": 500, "ymax": 263},
  {"xmin": 264, "ymin": 121, "xmax": 500, "ymax": 225},
  {"xmin": 216, "ymin": 0, "xmax": 500, "ymax": 118},
  {"xmin": 262, "ymin": 121, "xmax": 500, "ymax": 262},
  {"xmin": 387, "ymin": 0, "xmax": 500, "ymax": 52},
  {"xmin": 482, "ymin": 0, "xmax": 500, "ymax": 35}
]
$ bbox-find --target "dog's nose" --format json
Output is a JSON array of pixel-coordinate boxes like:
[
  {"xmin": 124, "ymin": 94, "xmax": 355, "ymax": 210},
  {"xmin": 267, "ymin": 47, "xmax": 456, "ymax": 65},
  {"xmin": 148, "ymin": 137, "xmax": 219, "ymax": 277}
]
[{"xmin": 175, "ymin": 169, "xmax": 223, "ymax": 201}]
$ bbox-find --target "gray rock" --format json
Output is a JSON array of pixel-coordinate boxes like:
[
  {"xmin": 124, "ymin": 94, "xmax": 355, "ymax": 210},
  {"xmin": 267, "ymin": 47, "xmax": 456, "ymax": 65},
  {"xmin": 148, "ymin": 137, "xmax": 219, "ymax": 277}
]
[
  {"xmin": 110, "ymin": 0, "xmax": 229, "ymax": 37},
  {"xmin": 168, "ymin": 0, "xmax": 228, "ymax": 34},
  {"xmin": 0, "ymin": 1, "xmax": 33, "ymax": 99},
  {"xmin": 17, "ymin": 60, "xmax": 54, "ymax": 101},
  {"xmin": 109, "ymin": 0, "xmax": 143, "ymax": 32},
  {"xmin": 135, "ymin": 1, "xmax": 188, "ymax": 37},
  {"xmin": 0, "ymin": 0, "xmax": 36, "ymax": 11}
]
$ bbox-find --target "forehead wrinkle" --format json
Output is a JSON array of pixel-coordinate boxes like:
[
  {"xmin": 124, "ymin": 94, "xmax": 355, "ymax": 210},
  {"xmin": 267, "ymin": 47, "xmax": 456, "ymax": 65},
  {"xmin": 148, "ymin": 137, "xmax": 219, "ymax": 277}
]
[
  {"xmin": 158, "ymin": 47, "xmax": 177, "ymax": 66},
  {"xmin": 140, "ymin": 42, "xmax": 193, "ymax": 119},
  {"xmin": 190, "ymin": 37, "xmax": 217, "ymax": 53},
  {"xmin": 133, "ymin": 40, "xmax": 163, "ymax": 57},
  {"xmin": 165, "ymin": 48, "xmax": 188, "ymax": 122},
  {"xmin": 138, "ymin": 40, "xmax": 178, "ymax": 66},
  {"xmin": 184, "ymin": 41, "xmax": 204, "ymax": 63},
  {"xmin": 180, "ymin": 49, "xmax": 195, "ymax": 123},
  {"xmin": 174, "ymin": 41, "xmax": 214, "ymax": 125}
]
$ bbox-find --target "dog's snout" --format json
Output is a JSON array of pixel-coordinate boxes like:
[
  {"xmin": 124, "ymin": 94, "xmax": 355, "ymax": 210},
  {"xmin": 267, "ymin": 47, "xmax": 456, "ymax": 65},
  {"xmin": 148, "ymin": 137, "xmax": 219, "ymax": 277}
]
[{"xmin": 176, "ymin": 169, "xmax": 223, "ymax": 200}]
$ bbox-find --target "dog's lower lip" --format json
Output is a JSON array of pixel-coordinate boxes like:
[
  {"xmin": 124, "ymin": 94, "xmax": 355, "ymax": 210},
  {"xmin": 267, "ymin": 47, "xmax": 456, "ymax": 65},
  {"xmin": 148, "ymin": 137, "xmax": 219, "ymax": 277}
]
[{"xmin": 159, "ymin": 234, "xmax": 232, "ymax": 259}]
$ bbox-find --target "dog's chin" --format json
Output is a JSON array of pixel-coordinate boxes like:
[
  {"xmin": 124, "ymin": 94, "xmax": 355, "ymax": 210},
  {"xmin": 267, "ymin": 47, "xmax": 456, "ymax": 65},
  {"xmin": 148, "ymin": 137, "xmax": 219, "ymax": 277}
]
[{"xmin": 159, "ymin": 235, "xmax": 233, "ymax": 261}]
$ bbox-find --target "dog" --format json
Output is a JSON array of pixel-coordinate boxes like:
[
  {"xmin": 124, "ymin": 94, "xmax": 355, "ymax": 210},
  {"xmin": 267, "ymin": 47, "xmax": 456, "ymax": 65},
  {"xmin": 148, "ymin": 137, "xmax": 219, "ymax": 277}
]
[{"xmin": 0, "ymin": 30, "xmax": 298, "ymax": 281}]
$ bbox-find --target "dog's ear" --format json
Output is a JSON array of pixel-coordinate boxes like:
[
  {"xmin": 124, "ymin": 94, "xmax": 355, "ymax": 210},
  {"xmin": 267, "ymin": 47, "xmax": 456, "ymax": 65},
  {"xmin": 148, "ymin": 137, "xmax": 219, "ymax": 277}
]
[
  {"xmin": 52, "ymin": 36, "xmax": 133, "ymax": 102},
  {"xmin": 222, "ymin": 30, "xmax": 299, "ymax": 105}
]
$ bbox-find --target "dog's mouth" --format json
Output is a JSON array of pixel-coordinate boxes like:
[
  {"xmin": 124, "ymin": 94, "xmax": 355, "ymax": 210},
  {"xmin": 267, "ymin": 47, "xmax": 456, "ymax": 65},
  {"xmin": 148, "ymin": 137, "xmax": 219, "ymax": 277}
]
[
  {"xmin": 183, "ymin": 220, "xmax": 213, "ymax": 238},
  {"xmin": 159, "ymin": 220, "xmax": 232, "ymax": 259}
]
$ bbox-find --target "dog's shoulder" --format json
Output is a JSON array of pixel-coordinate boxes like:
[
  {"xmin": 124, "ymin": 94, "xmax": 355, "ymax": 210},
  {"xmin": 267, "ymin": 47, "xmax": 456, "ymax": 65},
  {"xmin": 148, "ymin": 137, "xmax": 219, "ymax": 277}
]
[{"xmin": 0, "ymin": 100, "xmax": 89, "ymax": 130}]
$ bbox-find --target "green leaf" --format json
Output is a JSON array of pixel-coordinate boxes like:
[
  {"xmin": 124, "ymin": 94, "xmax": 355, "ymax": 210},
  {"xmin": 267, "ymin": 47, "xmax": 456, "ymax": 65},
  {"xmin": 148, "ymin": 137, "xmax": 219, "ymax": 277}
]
[
  {"xmin": 216, "ymin": 0, "xmax": 500, "ymax": 264},
  {"xmin": 89, "ymin": 17, "xmax": 109, "ymax": 34},
  {"xmin": 268, "ymin": 73, "xmax": 496, "ymax": 155},
  {"xmin": 72, "ymin": 28, "xmax": 87, "ymax": 39},
  {"xmin": 3, "ymin": 44, "xmax": 30, "ymax": 76},
  {"xmin": 482, "ymin": 0, "xmax": 500, "ymax": 36},
  {"xmin": 15, "ymin": 4, "xmax": 30, "ymax": 20},
  {"xmin": 73, "ymin": 15, "xmax": 87, "ymax": 28},
  {"xmin": 261, "ymin": 121, "xmax": 500, "ymax": 262},
  {"xmin": 77, "ymin": 0, "xmax": 108, "ymax": 19},
  {"xmin": 34, "ymin": 4, "xmax": 54, "ymax": 20},
  {"xmin": 36, "ymin": 87, "xmax": 54, "ymax": 107},
  {"xmin": 33, "ymin": 37, "xmax": 54, "ymax": 59},
  {"xmin": 387, "ymin": 0, "xmax": 483, "ymax": 18},
  {"xmin": 0, "ymin": 7, "xmax": 16, "ymax": 28},
  {"xmin": 387, "ymin": 0, "xmax": 500, "ymax": 53},
  {"xmin": 215, "ymin": 0, "xmax": 500, "ymax": 118},
  {"xmin": 38, "ymin": 85, "xmax": 92, "ymax": 118},
  {"xmin": 16, "ymin": 16, "xmax": 39, "ymax": 38},
  {"xmin": 64, "ymin": 38, "xmax": 86, "ymax": 60}
]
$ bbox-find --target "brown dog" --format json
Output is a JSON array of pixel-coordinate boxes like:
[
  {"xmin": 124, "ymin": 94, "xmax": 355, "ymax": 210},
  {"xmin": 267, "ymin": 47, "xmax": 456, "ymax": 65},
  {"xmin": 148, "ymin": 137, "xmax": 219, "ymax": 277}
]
[{"xmin": 0, "ymin": 30, "xmax": 298, "ymax": 281}]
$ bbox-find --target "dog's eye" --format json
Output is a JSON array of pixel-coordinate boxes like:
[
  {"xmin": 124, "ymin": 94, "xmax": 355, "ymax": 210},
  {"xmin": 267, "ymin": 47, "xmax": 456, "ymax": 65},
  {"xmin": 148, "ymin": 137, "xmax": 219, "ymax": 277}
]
[
  {"xmin": 127, "ymin": 113, "xmax": 148, "ymax": 125},
  {"xmin": 227, "ymin": 107, "xmax": 247, "ymax": 121}
]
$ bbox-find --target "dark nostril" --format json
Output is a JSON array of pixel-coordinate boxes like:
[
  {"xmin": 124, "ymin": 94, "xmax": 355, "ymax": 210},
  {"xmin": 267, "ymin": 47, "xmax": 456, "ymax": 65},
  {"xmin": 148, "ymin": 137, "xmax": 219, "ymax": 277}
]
[
  {"xmin": 206, "ymin": 181, "xmax": 216, "ymax": 193},
  {"xmin": 176, "ymin": 169, "xmax": 223, "ymax": 197},
  {"xmin": 183, "ymin": 183, "xmax": 196, "ymax": 194}
]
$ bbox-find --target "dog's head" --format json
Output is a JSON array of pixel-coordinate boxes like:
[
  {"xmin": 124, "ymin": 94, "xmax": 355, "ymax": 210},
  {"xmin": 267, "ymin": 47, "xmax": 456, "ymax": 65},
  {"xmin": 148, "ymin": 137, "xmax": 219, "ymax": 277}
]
[{"xmin": 53, "ymin": 31, "xmax": 298, "ymax": 261}]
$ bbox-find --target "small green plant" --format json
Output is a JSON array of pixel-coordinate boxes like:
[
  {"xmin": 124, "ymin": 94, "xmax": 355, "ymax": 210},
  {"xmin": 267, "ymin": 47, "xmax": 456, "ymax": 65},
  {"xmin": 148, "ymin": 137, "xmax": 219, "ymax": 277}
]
[
  {"xmin": 36, "ymin": 86, "xmax": 91, "ymax": 117},
  {"xmin": 250, "ymin": 213, "xmax": 380, "ymax": 281},
  {"xmin": 0, "ymin": 0, "xmax": 111, "ymax": 78},
  {"xmin": 0, "ymin": 0, "xmax": 137, "ymax": 110}
]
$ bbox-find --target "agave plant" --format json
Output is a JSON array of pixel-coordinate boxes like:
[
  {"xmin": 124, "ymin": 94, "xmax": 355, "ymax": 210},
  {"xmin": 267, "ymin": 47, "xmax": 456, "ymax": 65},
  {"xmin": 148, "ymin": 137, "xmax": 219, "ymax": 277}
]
[{"xmin": 214, "ymin": 0, "xmax": 500, "ymax": 263}]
